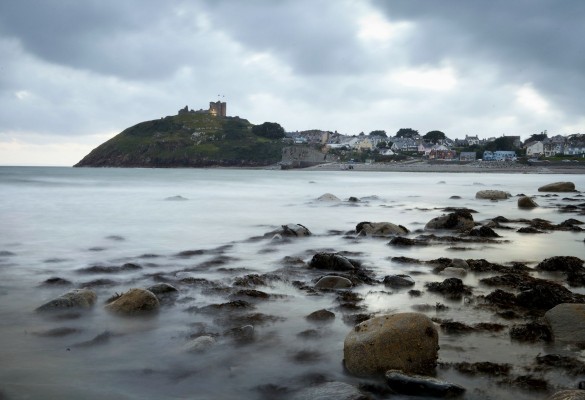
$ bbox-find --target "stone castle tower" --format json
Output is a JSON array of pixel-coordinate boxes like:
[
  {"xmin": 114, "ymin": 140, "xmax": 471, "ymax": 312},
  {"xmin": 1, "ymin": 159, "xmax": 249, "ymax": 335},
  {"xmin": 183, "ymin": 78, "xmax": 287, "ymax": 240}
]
[{"xmin": 209, "ymin": 101, "xmax": 227, "ymax": 117}]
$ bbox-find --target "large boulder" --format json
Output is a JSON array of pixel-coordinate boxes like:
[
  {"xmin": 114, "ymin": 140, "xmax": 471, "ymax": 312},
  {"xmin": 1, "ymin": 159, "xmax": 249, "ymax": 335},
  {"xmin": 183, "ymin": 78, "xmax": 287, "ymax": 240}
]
[
  {"xmin": 105, "ymin": 288, "xmax": 160, "ymax": 315},
  {"xmin": 475, "ymin": 190, "xmax": 511, "ymax": 200},
  {"xmin": 547, "ymin": 390, "xmax": 585, "ymax": 400},
  {"xmin": 518, "ymin": 196, "xmax": 539, "ymax": 208},
  {"xmin": 425, "ymin": 210, "xmax": 474, "ymax": 231},
  {"xmin": 356, "ymin": 222, "xmax": 408, "ymax": 237},
  {"xmin": 290, "ymin": 381, "xmax": 371, "ymax": 400},
  {"xmin": 309, "ymin": 253, "xmax": 357, "ymax": 272},
  {"xmin": 36, "ymin": 289, "xmax": 97, "ymax": 312},
  {"xmin": 343, "ymin": 313, "xmax": 439, "ymax": 376},
  {"xmin": 538, "ymin": 182, "xmax": 576, "ymax": 192},
  {"xmin": 545, "ymin": 303, "xmax": 585, "ymax": 344}
]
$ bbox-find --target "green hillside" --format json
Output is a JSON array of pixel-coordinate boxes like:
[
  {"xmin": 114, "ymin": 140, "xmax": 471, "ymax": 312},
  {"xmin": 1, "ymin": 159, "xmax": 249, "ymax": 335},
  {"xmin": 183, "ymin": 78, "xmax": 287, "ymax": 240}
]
[{"xmin": 74, "ymin": 112, "xmax": 286, "ymax": 167}]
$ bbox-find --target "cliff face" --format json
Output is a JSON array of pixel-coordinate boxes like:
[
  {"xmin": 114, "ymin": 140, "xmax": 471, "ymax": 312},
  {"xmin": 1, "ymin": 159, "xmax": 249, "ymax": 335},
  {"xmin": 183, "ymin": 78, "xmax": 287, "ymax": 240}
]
[{"xmin": 74, "ymin": 113, "xmax": 285, "ymax": 167}]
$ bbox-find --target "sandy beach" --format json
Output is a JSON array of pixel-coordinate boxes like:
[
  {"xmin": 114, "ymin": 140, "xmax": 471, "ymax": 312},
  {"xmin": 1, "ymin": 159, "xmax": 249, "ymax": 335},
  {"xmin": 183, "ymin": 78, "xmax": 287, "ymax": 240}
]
[{"xmin": 303, "ymin": 160, "xmax": 585, "ymax": 174}]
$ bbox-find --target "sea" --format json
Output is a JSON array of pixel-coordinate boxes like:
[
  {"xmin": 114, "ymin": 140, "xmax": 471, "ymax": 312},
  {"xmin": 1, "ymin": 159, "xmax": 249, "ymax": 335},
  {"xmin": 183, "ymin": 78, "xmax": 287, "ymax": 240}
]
[{"xmin": 0, "ymin": 166, "xmax": 584, "ymax": 399}]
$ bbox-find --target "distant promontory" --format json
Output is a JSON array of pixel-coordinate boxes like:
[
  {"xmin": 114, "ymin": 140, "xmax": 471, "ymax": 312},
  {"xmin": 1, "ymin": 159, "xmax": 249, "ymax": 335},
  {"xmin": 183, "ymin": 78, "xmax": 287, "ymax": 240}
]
[{"xmin": 74, "ymin": 102, "xmax": 287, "ymax": 168}]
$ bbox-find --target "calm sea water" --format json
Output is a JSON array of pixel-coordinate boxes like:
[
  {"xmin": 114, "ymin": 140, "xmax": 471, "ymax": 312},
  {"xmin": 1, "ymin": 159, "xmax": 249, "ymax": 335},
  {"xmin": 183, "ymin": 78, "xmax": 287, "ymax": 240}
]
[{"xmin": 0, "ymin": 167, "xmax": 584, "ymax": 399}]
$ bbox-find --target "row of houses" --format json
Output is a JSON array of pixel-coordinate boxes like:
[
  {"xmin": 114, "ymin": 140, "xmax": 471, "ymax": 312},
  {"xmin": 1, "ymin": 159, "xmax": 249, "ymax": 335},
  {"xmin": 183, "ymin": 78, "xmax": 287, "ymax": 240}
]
[{"xmin": 525, "ymin": 134, "xmax": 585, "ymax": 157}]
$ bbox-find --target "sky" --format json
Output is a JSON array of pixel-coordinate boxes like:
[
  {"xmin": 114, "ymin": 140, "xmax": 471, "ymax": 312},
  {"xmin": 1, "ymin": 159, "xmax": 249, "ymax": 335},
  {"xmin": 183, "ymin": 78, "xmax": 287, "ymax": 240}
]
[{"xmin": 1, "ymin": 0, "xmax": 584, "ymax": 166}]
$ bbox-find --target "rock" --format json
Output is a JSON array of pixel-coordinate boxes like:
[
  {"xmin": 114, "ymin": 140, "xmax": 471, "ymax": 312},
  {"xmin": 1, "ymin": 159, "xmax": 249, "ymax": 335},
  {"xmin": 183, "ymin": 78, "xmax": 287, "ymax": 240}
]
[
  {"xmin": 385, "ymin": 370, "xmax": 465, "ymax": 397},
  {"xmin": 536, "ymin": 256, "xmax": 584, "ymax": 273},
  {"xmin": 548, "ymin": 390, "xmax": 585, "ymax": 400},
  {"xmin": 425, "ymin": 211, "xmax": 475, "ymax": 231},
  {"xmin": 224, "ymin": 324, "xmax": 255, "ymax": 342},
  {"xmin": 518, "ymin": 196, "xmax": 539, "ymax": 208},
  {"xmin": 469, "ymin": 226, "xmax": 500, "ymax": 238},
  {"xmin": 510, "ymin": 322, "xmax": 552, "ymax": 342},
  {"xmin": 290, "ymin": 381, "xmax": 371, "ymax": 400},
  {"xmin": 343, "ymin": 313, "xmax": 439, "ymax": 376},
  {"xmin": 356, "ymin": 222, "xmax": 408, "ymax": 237},
  {"xmin": 315, "ymin": 276, "xmax": 353, "ymax": 289},
  {"xmin": 306, "ymin": 309, "xmax": 335, "ymax": 322},
  {"xmin": 516, "ymin": 281, "xmax": 577, "ymax": 310},
  {"xmin": 309, "ymin": 253, "xmax": 357, "ymax": 272},
  {"xmin": 105, "ymin": 288, "xmax": 160, "ymax": 315},
  {"xmin": 425, "ymin": 278, "xmax": 471, "ymax": 299},
  {"xmin": 518, "ymin": 227, "xmax": 545, "ymax": 234},
  {"xmin": 440, "ymin": 267, "xmax": 467, "ymax": 278},
  {"xmin": 36, "ymin": 289, "xmax": 97, "ymax": 312},
  {"xmin": 538, "ymin": 182, "xmax": 576, "ymax": 192},
  {"xmin": 165, "ymin": 195, "xmax": 188, "ymax": 201},
  {"xmin": 317, "ymin": 193, "xmax": 341, "ymax": 202},
  {"xmin": 184, "ymin": 335, "xmax": 216, "ymax": 352},
  {"xmin": 475, "ymin": 190, "xmax": 510, "ymax": 200},
  {"xmin": 383, "ymin": 274, "xmax": 415, "ymax": 288},
  {"xmin": 545, "ymin": 303, "xmax": 585, "ymax": 344},
  {"xmin": 266, "ymin": 223, "xmax": 311, "ymax": 238},
  {"xmin": 40, "ymin": 277, "xmax": 73, "ymax": 286},
  {"xmin": 449, "ymin": 258, "xmax": 469, "ymax": 270},
  {"xmin": 146, "ymin": 282, "xmax": 179, "ymax": 295}
]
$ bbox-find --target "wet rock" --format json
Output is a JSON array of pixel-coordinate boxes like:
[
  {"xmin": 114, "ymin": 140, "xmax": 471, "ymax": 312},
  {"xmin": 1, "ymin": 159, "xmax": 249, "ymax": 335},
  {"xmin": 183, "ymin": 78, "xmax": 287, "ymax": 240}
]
[
  {"xmin": 348, "ymin": 196, "xmax": 359, "ymax": 202},
  {"xmin": 536, "ymin": 354, "xmax": 585, "ymax": 376},
  {"xmin": 233, "ymin": 274, "xmax": 270, "ymax": 287},
  {"xmin": 79, "ymin": 278, "xmax": 117, "ymax": 288},
  {"xmin": 317, "ymin": 193, "xmax": 341, "ymax": 202},
  {"xmin": 536, "ymin": 256, "xmax": 584, "ymax": 273},
  {"xmin": 356, "ymin": 221, "xmax": 408, "ymax": 237},
  {"xmin": 146, "ymin": 282, "xmax": 179, "ymax": 295},
  {"xmin": 383, "ymin": 274, "xmax": 415, "ymax": 288},
  {"xmin": 315, "ymin": 276, "xmax": 353, "ymax": 289},
  {"xmin": 425, "ymin": 278, "xmax": 471, "ymax": 299},
  {"xmin": 545, "ymin": 303, "xmax": 585, "ymax": 344},
  {"xmin": 306, "ymin": 309, "xmax": 335, "ymax": 322},
  {"xmin": 518, "ymin": 196, "xmax": 539, "ymax": 208},
  {"xmin": 449, "ymin": 258, "xmax": 469, "ymax": 270},
  {"xmin": 516, "ymin": 281, "xmax": 578, "ymax": 310},
  {"xmin": 500, "ymin": 375, "xmax": 548, "ymax": 391},
  {"xmin": 425, "ymin": 210, "xmax": 475, "ymax": 232},
  {"xmin": 265, "ymin": 223, "xmax": 312, "ymax": 238},
  {"xmin": 165, "ymin": 195, "xmax": 188, "ymax": 201},
  {"xmin": 40, "ymin": 277, "xmax": 73, "ymax": 286},
  {"xmin": 409, "ymin": 290, "xmax": 422, "ymax": 297},
  {"xmin": 438, "ymin": 320, "xmax": 476, "ymax": 334},
  {"xmin": 229, "ymin": 289, "xmax": 271, "ymax": 300},
  {"xmin": 290, "ymin": 381, "xmax": 371, "ymax": 400},
  {"xmin": 388, "ymin": 236, "xmax": 424, "ymax": 246},
  {"xmin": 548, "ymin": 390, "xmax": 585, "ymax": 400},
  {"xmin": 469, "ymin": 226, "xmax": 500, "ymax": 238},
  {"xmin": 195, "ymin": 300, "xmax": 254, "ymax": 314},
  {"xmin": 105, "ymin": 288, "xmax": 159, "ymax": 315},
  {"xmin": 450, "ymin": 361, "xmax": 511, "ymax": 377},
  {"xmin": 224, "ymin": 324, "xmax": 255, "ymax": 342},
  {"xmin": 36, "ymin": 289, "xmax": 97, "ymax": 313},
  {"xmin": 32, "ymin": 327, "xmax": 81, "ymax": 337},
  {"xmin": 385, "ymin": 370, "xmax": 465, "ymax": 398},
  {"xmin": 485, "ymin": 289, "xmax": 517, "ymax": 308},
  {"xmin": 308, "ymin": 253, "xmax": 357, "ymax": 272},
  {"xmin": 184, "ymin": 335, "xmax": 216, "ymax": 352},
  {"xmin": 412, "ymin": 303, "xmax": 449, "ymax": 312},
  {"xmin": 510, "ymin": 322, "xmax": 552, "ymax": 342},
  {"xmin": 475, "ymin": 190, "xmax": 510, "ymax": 200},
  {"xmin": 538, "ymin": 182, "xmax": 576, "ymax": 192},
  {"xmin": 517, "ymin": 227, "xmax": 546, "ymax": 234},
  {"xmin": 344, "ymin": 313, "xmax": 439, "ymax": 376},
  {"xmin": 73, "ymin": 330, "xmax": 115, "ymax": 347},
  {"xmin": 214, "ymin": 313, "xmax": 285, "ymax": 328}
]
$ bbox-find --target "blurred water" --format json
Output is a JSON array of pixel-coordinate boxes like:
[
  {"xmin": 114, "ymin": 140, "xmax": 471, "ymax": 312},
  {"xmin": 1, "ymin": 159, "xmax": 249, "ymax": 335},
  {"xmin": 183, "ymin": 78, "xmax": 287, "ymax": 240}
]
[{"xmin": 0, "ymin": 167, "xmax": 584, "ymax": 399}]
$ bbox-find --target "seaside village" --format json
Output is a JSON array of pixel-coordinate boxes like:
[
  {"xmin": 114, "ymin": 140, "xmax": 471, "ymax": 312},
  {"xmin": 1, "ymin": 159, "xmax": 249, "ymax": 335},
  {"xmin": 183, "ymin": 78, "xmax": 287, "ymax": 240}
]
[{"xmin": 284, "ymin": 129, "xmax": 585, "ymax": 166}]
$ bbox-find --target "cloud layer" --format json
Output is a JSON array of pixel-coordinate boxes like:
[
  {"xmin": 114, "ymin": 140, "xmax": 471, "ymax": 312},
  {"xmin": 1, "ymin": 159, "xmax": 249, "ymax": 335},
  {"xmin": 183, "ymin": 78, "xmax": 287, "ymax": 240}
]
[{"xmin": 0, "ymin": 0, "xmax": 582, "ymax": 165}]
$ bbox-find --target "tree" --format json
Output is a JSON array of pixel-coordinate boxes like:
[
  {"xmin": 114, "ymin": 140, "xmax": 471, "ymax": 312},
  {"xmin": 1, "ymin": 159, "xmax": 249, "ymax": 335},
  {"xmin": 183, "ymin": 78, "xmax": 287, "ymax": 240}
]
[
  {"xmin": 395, "ymin": 128, "xmax": 419, "ymax": 139},
  {"xmin": 485, "ymin": 136, "xmax": 516, "ymax": 152},
  {"xmin": 251, "ymin": 122, "xmax": 285, "ymax": 139},
  {"xmin": 376, "ymin": 141, "xmax": 388, "ymax": 148},
  {"xmin": 369, "ymin": 130, "xmax": 387, "ymax": 137},
  {"xmin": 526, "ymin": 132, "xmax": 548, "ymax": 144},
  {"xmin": 423, "ymin": 130, "xmax": 446, "ymax": 144}
]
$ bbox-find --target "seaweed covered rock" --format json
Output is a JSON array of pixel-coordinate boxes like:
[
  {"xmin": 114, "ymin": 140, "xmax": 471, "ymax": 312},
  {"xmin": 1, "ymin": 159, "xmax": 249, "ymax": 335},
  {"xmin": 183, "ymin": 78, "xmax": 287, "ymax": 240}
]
[
  {"xmin": 356, "ymin": 222, "xmax": 408, "ymax": 237},
  {"xmin": 425, "ymin": 278, "xmax": 472, "ymax": 299},
  {"xmin": 424, "ymin": 210, "xmax": 475, "ymax": 232},
  {"xmin": 469, "ymin": 226, "xmax": 500, "ymax": 238},
  {"xmin": 36, "ymin": 289, "xmax": 97, "ymax": 312},
  {"xmin": 538, "ymin": 182, "xmax": 576, "ymax": 192},
  {"xmin": 105, "ymin": 288, "xmax": 160, "ymax": 315},
  {"xmin": 343, "ymin": 313, "xmax": 439, "ymax": 376}
]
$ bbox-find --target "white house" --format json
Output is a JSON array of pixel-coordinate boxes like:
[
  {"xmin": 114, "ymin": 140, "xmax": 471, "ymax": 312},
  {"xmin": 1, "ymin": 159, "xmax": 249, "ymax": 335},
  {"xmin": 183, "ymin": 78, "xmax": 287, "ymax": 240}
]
[{"xmin": 525, "ymin": 141, "xmax": 544, "ymax": 157}]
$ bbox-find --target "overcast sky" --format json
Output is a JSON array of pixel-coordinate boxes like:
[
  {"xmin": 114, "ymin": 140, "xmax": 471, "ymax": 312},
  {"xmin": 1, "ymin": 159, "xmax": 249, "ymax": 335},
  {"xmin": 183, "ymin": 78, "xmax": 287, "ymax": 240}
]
[{"xmin": 1, "ymin": 0, "xmax": 583, "ymax": 165}]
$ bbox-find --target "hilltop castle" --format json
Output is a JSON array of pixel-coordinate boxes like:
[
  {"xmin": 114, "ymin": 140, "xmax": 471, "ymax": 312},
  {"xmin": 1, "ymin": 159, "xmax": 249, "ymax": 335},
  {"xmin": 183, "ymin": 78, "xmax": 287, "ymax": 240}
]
[{"xmin": 178, "ymin": 100, "xmax": 227, "ymax": 117}]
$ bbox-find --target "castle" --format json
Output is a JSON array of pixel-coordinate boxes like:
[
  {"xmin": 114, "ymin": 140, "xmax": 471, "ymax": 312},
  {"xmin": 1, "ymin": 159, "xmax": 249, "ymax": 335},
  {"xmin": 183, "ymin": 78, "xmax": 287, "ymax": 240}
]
[{"xmin": 178, "ymin": 100, "xmax": 227, "ymax": 117}]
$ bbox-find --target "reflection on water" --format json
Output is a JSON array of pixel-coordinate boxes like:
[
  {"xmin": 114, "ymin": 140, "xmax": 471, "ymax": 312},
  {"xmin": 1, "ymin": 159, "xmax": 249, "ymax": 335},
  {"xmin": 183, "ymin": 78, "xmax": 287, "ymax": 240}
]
[{"xmin": 0, "ymin": 167, "xmax": 584, "ymax": 399}]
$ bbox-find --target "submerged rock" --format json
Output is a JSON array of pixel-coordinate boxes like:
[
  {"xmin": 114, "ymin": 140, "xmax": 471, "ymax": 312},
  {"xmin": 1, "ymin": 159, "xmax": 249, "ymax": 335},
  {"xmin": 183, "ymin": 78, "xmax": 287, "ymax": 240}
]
[
  {"xmin": 184, "ymin": 335, "xmax": 216, "ymax": 352},
  {"xmin": 545, "ymin": 303, "xmax": 585, "ymax": 344},
  {"xmin": 538, "ymin": 182, "xmax": 576, "ymax": 192},
  {"xmin": 469, "ymin": 225, "xmax": 500, "ymax": 238},
  {"xmin": 290, "ymin": 381, "xmax": 370, "ymax": 400},
  {"xmin": 36, "ymin": 289, "xmax": 97, "ymax": 313},
  {"xmin": 306, "ymin": 309, "xmax": 335, "ymax": 322},
  {"xmin": 265, "ymin": 223, "xmax": 312, "ymax": 238},
  {"xmin": 315, "ymin": 276, "xmax": 353, "ymax": 289},
  {"xmin": 356, "ymin": 222, "xmax": 408, "ymax": 237},
  {"xmin": 425, "ymin": 211, "xmax": 475, "ymax": 232},
  {"xmin": 343, "ymin": 313, "xmax": 439, "ymax": 376},
  {"xmin": 425, "ymin": 278, "xmax": 471, "ymax": 299},
  {"xmin": 105, "ymin": 288, "xmax": 159, "ymax": 315},
  {"xmin": 317, "ymin": 193, "xmax": 341, "ymax": 202},
  {"xmin": 476, "ymin": 190, "xmax": 510, "ymax": 200},
  {"xmin": 385, "ymin": 370, "xmax": 465, "ymax": 397},
  {"xmin": 383, "ymin": 274, "xmax": 415, "ymax": 288},
  {"xmin": 518, "ymin": 196, "xmax": 539, "ymax": 208}
]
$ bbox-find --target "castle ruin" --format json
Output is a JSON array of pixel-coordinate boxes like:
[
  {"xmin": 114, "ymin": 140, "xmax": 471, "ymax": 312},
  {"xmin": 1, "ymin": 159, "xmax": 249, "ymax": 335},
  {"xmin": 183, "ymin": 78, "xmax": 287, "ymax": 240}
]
[{"xmin": 178, "ymin": 100, "xmax": 227, "ymax": 117}]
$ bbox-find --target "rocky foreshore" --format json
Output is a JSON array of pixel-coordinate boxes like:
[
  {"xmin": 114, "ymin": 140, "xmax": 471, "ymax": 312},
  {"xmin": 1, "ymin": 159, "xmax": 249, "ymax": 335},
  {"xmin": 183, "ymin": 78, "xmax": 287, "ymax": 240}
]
[{"xmin": 24, "ymin": 180, "xmax": 585, "ymax": 399}]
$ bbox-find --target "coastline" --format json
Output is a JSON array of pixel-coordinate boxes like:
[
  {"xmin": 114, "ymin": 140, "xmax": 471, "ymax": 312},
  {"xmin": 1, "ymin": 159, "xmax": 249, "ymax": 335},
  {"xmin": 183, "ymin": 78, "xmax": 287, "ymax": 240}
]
[{"xmin": 300, "ymin": 161, "xmax": 585, "ymax": 174}]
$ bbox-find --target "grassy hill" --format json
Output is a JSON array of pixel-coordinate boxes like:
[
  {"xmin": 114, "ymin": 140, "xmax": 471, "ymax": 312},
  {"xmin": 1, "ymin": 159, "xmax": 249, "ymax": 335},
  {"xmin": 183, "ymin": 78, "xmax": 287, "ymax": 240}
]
[{"xmin": 74, "ymin": 113, "xmax": 286, "ymax": 167}]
